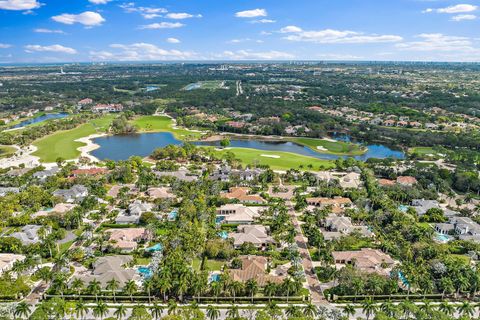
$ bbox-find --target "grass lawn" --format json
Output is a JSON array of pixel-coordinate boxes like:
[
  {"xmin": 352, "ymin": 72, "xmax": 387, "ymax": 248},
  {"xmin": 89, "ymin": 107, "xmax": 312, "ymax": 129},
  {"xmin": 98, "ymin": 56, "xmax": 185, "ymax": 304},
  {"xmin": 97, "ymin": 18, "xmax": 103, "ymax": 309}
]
[
  {"xmin": 132, "ymin": 115, "xmax": 203, "ymax": 140},
  {"xmin": 210, "ymin": 147, "xmax": 335, "ymax": 171},
  {"xmin": 32, "ymin": 115, "xmax": 114, "ymax": 162},
  {"xmin": 0, "ymin": 145, "xmax": 16, "ymax": 159},
  {"xmin": 291, "ymin": 137, "xmax": 366, "ymax": 156},
  {"xmin": 135, "ymin": 257, "xmax": 151, "ymax": 265},
  {"xmin": 192, "ymin": 258, "xmax": 225, "ymax": 271},
  {"xmin": 183, "ymin": 80, "xmax": 226, "ymax": 91},
  {"xmin": 409, "ymin": 147, "xmax": 439, "ymax": 155}
]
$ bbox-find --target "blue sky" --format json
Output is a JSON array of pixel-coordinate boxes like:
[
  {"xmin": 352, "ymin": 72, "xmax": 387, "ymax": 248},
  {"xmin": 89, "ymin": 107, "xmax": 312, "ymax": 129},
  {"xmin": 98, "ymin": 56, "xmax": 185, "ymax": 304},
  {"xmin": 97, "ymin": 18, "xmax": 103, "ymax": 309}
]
[{"xmin": 0, "ymin": 0, "xmax": 479, "ymax": 63}]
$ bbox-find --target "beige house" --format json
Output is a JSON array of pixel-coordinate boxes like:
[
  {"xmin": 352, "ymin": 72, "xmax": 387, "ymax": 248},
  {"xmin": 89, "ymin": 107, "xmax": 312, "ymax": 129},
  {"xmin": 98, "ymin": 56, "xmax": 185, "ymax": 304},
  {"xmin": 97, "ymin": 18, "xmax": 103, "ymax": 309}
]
[
  {"xmin": 0, "ymin": 254, "xmax": 26, "ymax": 275},
  {"xmin": 228, "ymin": 255, "xmax": 285, "ymax": 286},
  {"xmin": 229, "ymin": 225, "xmax": 274, "ymax": 248},
  {"xmin": 332, "ymin": 248, "xmax": 395, "ymax": 276},
  {"xmin": 221, "ymin": 187, "xmax": 265, "ymax": 204},
  {"xmin": 106, "ymin": 228, "xmax": 151, "ymax": 252}
]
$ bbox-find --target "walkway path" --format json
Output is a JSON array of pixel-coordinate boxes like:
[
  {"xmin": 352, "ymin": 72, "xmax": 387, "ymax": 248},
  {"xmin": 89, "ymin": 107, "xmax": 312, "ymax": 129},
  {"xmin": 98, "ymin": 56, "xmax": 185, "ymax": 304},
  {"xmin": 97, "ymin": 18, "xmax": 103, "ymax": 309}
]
[{"xmin": 288, "ymin": 207, "xmax": 326, "ymax": 304}]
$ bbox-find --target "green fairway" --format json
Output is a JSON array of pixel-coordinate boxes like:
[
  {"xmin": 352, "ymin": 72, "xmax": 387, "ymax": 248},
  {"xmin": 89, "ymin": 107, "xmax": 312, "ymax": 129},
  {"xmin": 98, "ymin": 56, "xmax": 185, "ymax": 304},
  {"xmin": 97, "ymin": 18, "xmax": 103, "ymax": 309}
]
[
  {"xmin": 183, "ymin": 80, "xmax": 226, "ymax": 91},
  {"xmin": 409, "ymin": 147, "xmax": 439, "ymax": 155},
  {"xmin": 210, "ymin": 147, "xmax": 335, "ymax": 171},
  {"xmin": 0, "ymin": 145, "xmax": 16, "ymax": 159},
  {"xmin": 291, "ymin": 137, "xmax": 366, "ymax": 155},
  {"xmin": 32, "ymin": 116, "xmax": 114, "ymax": 162},
  {"xmin": 132, "ymin": 115, "xmax": 203, "ymax": 140}
]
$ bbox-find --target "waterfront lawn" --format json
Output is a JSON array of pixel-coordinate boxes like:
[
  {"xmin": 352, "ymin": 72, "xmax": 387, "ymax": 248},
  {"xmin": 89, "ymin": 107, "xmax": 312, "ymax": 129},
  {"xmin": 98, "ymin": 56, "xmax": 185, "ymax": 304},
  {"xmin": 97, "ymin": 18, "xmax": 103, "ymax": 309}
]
[
  {"xmin": 0, "ymin": 145, "xmax": 16, "ymax": 159},
  {"xmin": 32, "ymin": 115, "xmax": 114, "ymax": 162},
  {"xmin": 133, "ymin": 115, "xmax": 203, "ymax": 140},
  {"xmin": 210, "ymin": 147, "xmax": 335, "ymax": 171},
  {"xmin": 292, "ymin": 137, "xmax": 365, "ymax": 155},
  {"xmin": 409, "ymin": 147, "xmax": 439, "ymax": 155}
]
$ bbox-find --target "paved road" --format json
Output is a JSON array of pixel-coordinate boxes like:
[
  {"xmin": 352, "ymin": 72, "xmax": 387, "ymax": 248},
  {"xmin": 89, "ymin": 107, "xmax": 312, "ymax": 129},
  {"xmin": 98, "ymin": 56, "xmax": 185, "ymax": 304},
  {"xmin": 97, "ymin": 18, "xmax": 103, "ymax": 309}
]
[{"xmin": 288, "ymin": 208, "xmax": 326, "ymax": 304}]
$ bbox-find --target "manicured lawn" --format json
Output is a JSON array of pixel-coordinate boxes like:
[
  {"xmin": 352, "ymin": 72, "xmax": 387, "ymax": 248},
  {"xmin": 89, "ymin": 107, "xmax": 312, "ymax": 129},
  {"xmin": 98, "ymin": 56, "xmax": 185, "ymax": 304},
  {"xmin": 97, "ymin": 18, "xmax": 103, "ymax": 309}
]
[
  {"xmin": 210, "ymin": 147, "xmax": 335, "ymax": 171},
  {"xmin": 0, "ymin": 145, "xmax": 16, "ymax": 159},
  {"xmin": 183, "ymin": 80, "xmax": 226, "ymax": 90},
  {"xmin": 132, "ymin": 115, "xmax": 203, "ymax": 140},
  {"xmin": 135, "ymin": 257, "xmax": 151, "ymax": 265},
  {"xmin": 32, "ymin": 115, "xmax": 114, "ymax": 162},
  {"xmin": 291, "ymin": 137, "xmax": 366, "ymax": 156},
  {"xmin": 409, "ymin": 147, "xmax": 438, "ymax": 155},
  {"xmin": 192, "ymin": 258, "xmax": 225, "ymax": 271}
]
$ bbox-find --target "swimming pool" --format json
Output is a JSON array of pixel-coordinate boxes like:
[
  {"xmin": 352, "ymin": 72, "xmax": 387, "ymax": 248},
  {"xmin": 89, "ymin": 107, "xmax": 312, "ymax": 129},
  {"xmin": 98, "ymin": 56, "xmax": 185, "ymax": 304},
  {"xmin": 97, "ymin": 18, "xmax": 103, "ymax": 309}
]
[
  {"xmin": 168, "ymin": 210, "xmax": 178, "ymax": 221},
  {"xmin": 137, "ymin": 266, "xmax": 153, "ymax": 278},
  {"xmin": 209, "ymin": 274, "xmax": 221, "ymax": 282},
  {"xmin": 218, "ymin": 231, "xmax": 228, "ymax": 240},
  {"xmin": 398, "ymin": 205, "xmax": 409, "ymax": 213},
  {"xmin": 435, "ymin": 232, "xmax": 451, "ymax": 243},
  {"xmin": 215, "ymin": 216, "xmax": 225, "ymax": 224},
  {"xmin": 146, "ymin": 243, "xmax": 163, "ymax": 252}
]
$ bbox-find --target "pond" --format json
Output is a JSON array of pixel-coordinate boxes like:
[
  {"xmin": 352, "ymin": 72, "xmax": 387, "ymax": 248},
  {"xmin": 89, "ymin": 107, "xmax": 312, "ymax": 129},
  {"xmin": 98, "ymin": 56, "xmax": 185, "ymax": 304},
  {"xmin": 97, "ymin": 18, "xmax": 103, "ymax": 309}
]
[
  {"xmin": 12, "ymin": 112, "xmax": 69, "ymax": 129},
  {"xmin": 91, "ymin": 132, "xmax": 405, "ymax": 161}
]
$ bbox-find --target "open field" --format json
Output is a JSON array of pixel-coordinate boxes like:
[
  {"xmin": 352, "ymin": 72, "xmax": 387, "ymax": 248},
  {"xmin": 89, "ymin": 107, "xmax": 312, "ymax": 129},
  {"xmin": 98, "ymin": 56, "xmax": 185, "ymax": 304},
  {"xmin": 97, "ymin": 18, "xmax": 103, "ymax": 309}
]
[
  {"xmin": 0, "ymin": 145, "xmax": 16, "ymax": 159},
  {"xmin": 183, "ymin": 80, "xmax": 226, "ymax": 91},
  {"xmin": 409, "ymin": 147, "xmax": 439, "ymax": 155},
  {"xmin": 132, "ymin": 115, "xmax": 203, "ymax": 140},
  {"xmin": 209, "ymin": 147, "xmax": 335, "ymax": 171},
  {"xmin": 32, "ymin": 115, "xmax": 114, "ymax": 162},
  {"xmin": 291, "ymin": 137, "xmax": 366, "ymax": 155}
]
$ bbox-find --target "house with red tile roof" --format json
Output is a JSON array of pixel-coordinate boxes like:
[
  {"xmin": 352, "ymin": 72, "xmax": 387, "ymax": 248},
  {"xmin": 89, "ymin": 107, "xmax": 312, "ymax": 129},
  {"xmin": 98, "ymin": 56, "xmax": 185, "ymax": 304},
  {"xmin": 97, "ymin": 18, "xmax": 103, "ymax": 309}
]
[{"xmin": 221, "ymin": 187, "xmax": 265, "ymax": 204}]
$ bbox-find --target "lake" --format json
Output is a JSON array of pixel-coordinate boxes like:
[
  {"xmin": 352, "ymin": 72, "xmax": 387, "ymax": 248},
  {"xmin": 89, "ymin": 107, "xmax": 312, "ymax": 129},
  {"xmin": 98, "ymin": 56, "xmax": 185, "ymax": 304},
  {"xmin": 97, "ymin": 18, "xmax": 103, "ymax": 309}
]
[
  {"xmin": 12, "ymin": 112, "xmax": 69, "ymax": 129},
  {"xmin": 91, "ymin": 132, "xmax": 405, "ymax": 161}
]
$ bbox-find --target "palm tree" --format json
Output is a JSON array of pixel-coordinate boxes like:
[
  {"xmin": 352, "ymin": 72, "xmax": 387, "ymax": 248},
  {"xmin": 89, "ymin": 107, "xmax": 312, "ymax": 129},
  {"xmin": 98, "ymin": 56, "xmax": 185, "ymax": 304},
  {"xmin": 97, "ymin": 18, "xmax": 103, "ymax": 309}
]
[
  {"xmin": 303, "ymin": 302, "xmax": 317, "ymax": 318},
  {"xmin": 438, "ymin": 301, "xmax": 454, "ymax": 317},
  {"xmin": 342, "ymin": 304, "xmax": 356, "ymax": 319},
  {"xmin": 114, "ymin": 304, "xmax": 127, "ymax": 320},
  {"xmin": 210, "ymin": 281, "xmax": 222, "ymax": 303},
  {"xmin": 264, "ymin": 282, "xmax": 276, "ymax": 302},
  {"xmin": 151, "ymin": 303, "xmax": 164, "ymax": 319},
  {"xmin": 75, "ymin": 299, "xmax": 88, "ymax": 320},
  {"xmin": 156, "ymin": 274, "xmax": 172, "ymax": 301},
  {"xmin": 71, "ymin": 278, "xmax": 85, "ymax": 297},
  {"xmin": 266, "ymin": 302, "xmax": 281, "ymax": 320},
  {"xmin": 380, "ymin": 300, "xmax": 397, "ymax": 318},
  {"xmin": 458, "ymin": 301, "xmax": 475, "ymax": 318},
  {"xmin": 143, "ymin": 278, "xmax": 153, "ymax": 303},
  {"xmin": 361, "ymin": 298, "xmax": 377, "ymax": 320},
  {"xmin": 106, "ymin": 279, "xmax": 120, "ymax": 302},
  {"xmin": 285, "ymin": 305, "xmax": 301, "ymax": 318},
  {"xmin": 124, "ymin": 280, "xmax": 138, "ymax": 302},
  {"xmin": 92, "ymin": 300, "xmax": 108, "ymax": 320},
  {"xmin": 167, "ymin": 299, "xmax": 178, "ymax": 315},
  {"xmin": 14, "ymin": 302, "xmax": 31, "ymax": 319},
  {"xmin": 282, "ymin": 277, "xmax": 296, "ymax": 302},
  {"xmin": 206, "ymin": 305, "xmax": 220, "ymax": 320},
  {"xmin": 87, "ymin": 279, "xmax": 101, "ymax": 301},
  {"xmin": 226, "ymin": 305, "xmax": 239, "ymax": 319},
  {"xmin": 245, "ymin": 279, "xmax": 258, "ymax": 303},
  {"xmin": 228, "ymin": 281, "xmax": 243, "ymax": 303}
]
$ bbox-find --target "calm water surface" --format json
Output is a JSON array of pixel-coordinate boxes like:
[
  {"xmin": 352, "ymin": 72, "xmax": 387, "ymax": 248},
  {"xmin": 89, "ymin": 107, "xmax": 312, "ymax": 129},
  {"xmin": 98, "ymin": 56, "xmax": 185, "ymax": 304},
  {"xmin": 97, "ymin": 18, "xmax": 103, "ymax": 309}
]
[
  {"xmin": 12, "ymin": 113, "xmax": 69, "ymax": 129},
  {"xmin": 92, "ymin": 132, "xmax": 405, "ymax": 161}
]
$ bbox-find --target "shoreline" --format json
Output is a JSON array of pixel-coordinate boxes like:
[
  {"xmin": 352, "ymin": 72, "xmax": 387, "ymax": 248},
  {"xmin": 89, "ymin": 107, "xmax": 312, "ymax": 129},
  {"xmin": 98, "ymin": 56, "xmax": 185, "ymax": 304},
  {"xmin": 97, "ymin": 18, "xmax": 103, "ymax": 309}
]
[{"xmin": 75, "ymin": 133, "xmax": 107, "ymax": 163}]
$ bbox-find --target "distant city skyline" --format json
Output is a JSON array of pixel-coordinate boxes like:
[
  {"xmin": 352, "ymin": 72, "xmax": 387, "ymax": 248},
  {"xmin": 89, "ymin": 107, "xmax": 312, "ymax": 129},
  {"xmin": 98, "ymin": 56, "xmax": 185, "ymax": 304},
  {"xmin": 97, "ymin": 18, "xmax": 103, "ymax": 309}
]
[{"xmin": 0, "ymin": 0, "xmax": 479, "ymax": 63}]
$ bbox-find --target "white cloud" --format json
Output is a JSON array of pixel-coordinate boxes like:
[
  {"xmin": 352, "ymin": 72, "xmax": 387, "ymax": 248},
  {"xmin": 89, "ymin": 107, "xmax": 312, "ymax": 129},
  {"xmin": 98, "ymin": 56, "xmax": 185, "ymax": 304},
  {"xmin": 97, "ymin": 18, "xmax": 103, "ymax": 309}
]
[
  {"xmin": 120, "ymin": 3, "xmax": 167, "ymax": 19},
  {"xmin": 228, "ymin": 38, "xmax": 263, "ymax": 44},
  {"xmin": 0, "ymin": 43, "xmax": 12, "ymax": 48},
  {"xmin": 395, "ymin": 33, "xmax": 473, "ymax": 51},
  {"xmin": 0, "ymin": 0, "xmax": 40, "ymax": 10},
  {"xmin": 281, "ymin": 26, "xmax": 403, "ymax": 44},
  {"xmin": 34, "ymin": 28, "xmax": 65, "ymax": 34},
  {"xmin": 250, "ymin": 19, "xmax": 276, "ymax": 24},
  {"xmin": 89, "ymin": 0, "xmax": 110, "ymax": 4},
  {"xmin": 166, "ymin": 37, "xmax": 180, "ymax": 44},
  {"xmin": 90, "ymin": 42, "xmax": 196, "ymax": 61},
  {"xmin": 221, "ymin": 50, "xmax": 294, "ymax": 60},
  {"xmin": 52, "ymin": 11, "xmax": 105, "ymax": 27},
  {"xmin": 280, "ymin": 25, "xmax": 303, "ymax": 33},
  {"xmin": 235, "ymin": 8, "xmax": 267, "ymax": 18},
  {"xmin": 451, "ymin": 14, "xmax": 476, "ymax": 21},
  {"xmin": 140, "ymin": 22, "xmax": 184, "ymax": 29},
  {"xmin": 424, "ymin": 4, "xmax": 478, "ymax": 14},
  {"xmin": 165, "ymin": 12, "xmax": 201, "ymax": 19},
  {"xmin": 25, "ymin": 44, "xmax": 77, "ymax": 54}
]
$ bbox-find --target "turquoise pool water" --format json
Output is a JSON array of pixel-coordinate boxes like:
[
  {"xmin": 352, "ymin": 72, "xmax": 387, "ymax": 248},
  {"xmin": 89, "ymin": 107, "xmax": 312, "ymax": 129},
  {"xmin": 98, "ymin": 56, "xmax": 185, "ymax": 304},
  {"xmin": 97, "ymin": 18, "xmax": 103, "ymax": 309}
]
[
  {"xmin": 435, "ymin": 233, "xmax": 450, "ymax": 242},
  {"xmin": 146, "ymin": 243, "xmax": 163, "ymax": 252},
  {"xmin": 215, "ymin": 216, "xmax": 225, "ymax": 224},
  {"xmin": 209, "ymin": 274, "xmax": 220, "ymax": 282},
  {"xmin": 398, "ymin": 205, "xmax": 409, "ymax": 213},
  {"xmin": 218, "ymin": 231, "xmax": 228, "ymax": 239},
  {"xmin": 168, "ymin": 210, "xmax": 178, "ymax": 220},
  {"xmin": 137, "ymin": 266, "xmax": 153, "ymax": 278}
]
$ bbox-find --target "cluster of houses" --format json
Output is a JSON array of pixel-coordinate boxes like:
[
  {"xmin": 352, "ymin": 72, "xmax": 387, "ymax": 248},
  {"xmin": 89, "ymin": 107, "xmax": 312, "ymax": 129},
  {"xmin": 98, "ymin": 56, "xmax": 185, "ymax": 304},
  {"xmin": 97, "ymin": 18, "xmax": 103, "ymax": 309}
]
[{"xmin": 76, "ymin": 98, "xmax": 124, "ymax": 113}]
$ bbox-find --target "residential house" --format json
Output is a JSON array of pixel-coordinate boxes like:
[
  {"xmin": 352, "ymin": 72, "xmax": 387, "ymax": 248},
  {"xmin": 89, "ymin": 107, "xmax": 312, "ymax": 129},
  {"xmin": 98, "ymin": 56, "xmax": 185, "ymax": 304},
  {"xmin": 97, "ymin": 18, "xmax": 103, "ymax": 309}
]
[
  {"xmin": 0, "ymin": 254, "xmax": 26, "ymax": 275},
  {"xmin": 411, "ymin": 199, "xmax": 440, "ymax": 215},
  {"xmin": 115, "ymin": 200, "xmax": 154, "ymax": 224},
  {"xmin": 339, "ymin": 172, "xmax": 362, "ymax": 189},
  {"xmin": 0, "ymin": 187, "xmax": 20, "ymax": 197},
  {"xmin": 145, "ymin": 187, "xmax": 175, "ymax": 200},
  {"xmin": 217, "ymin": 204, "xmax": 266, "ymax": 224},
  {"xmin": 33, "ymin": 203, "xmax": 77, "ymax": 218},
  {"xmin": 70, "ymin": 255, "xmax": 138, "ymax": 289},
  {"xmin": 332, "ymin": 248, "xmax": 395, "ymax": 276},
  {"xmin": 92, "ymin": 104, "xmax": 124, "ymax": 113},
  {"xmin": 53, "ymin": 184, "xmax": 88, "ymax": 203},
  {"xmin": 323, "ymin": 214, "xmax": 373, "ymax": 240},
  {"xmin": 70, "ymin": 167, "xmax": 108, "ymax": 178},
  {"xmin": 306, "ymin": 197, "xmax": 353, "ymax": 214},
  {"xmin": 221, "ymin": 187, "xmax": 265, "ymax": 204},
  {"xmin": 106, "ymin": 228, "xmax": 151, "ymax": 252},
  {"xmin": 228, "ymin": 255, "xmax": 285, "ymax": 286},
  {"xmin": 434, "ymin": 216, "xmax": 480, "ymax": 242},
  {"xmin": 11, "ymin": 225, "xmax": 45, "ymax": 245},
  {"xmin": 396, "ymin": 176, "xmax": 417, "ymax": 186},
  {"xmin": 383, "ymin": 120, "xmax": 396, "ymax": 127},
  {"xmin": 33, "ymin": 167, "xmax": 59, "ymax": 181},
  {"xmin": 154, "ymin": 169, "xmax": 199, "ymax": 182},
  {"xmin": 229, "ymin": 225, "xmax": 274, "ymax": 248},
  {"xmin": 378, "ymin": 178, "xmax": 395, "ymax": 187}
]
